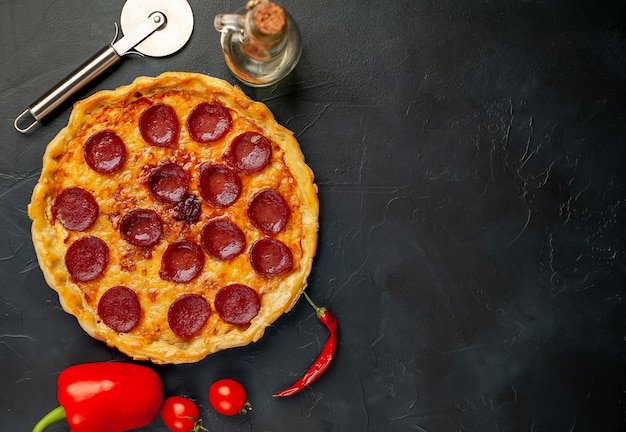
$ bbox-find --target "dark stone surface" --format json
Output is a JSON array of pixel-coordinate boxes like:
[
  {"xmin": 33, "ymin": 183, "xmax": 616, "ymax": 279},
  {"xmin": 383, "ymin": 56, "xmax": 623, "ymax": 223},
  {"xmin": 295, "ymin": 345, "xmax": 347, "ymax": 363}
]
[{"xmin": 1, "ymin": 0, "xmax": 624, "ymax": 430}]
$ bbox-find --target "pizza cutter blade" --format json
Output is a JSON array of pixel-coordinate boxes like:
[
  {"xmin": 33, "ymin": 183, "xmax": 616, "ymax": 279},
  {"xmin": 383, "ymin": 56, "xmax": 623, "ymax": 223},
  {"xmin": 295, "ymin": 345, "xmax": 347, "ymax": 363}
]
[{"xmin": 14, "ymin": 0, "xmax": 194, "ymax": 134}]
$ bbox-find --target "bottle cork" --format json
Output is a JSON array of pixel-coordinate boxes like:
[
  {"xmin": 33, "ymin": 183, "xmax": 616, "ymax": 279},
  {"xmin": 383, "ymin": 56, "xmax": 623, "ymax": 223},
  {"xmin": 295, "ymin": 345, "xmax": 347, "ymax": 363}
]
[{"xmin": 253, "ymin": 2, "xmax": 286, "ymax": 36}]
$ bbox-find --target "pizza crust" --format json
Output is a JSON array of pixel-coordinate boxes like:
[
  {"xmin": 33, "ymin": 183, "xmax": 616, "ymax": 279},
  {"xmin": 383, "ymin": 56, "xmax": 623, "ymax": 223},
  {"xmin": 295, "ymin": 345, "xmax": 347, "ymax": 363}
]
[{"xmin": 29, "ymin": 72, "xmax": 318, "ymax": 364}]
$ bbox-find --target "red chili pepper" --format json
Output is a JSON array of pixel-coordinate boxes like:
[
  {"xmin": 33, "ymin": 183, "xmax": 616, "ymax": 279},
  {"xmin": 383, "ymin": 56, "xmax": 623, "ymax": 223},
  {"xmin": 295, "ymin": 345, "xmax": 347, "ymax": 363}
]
[
  {"xmin": 273, "ymin": 291, "xmax": 338, "ymax": 397},
  {"xmin": 32, "ymin": 362, "xmax": 163, "ymax": 432}
]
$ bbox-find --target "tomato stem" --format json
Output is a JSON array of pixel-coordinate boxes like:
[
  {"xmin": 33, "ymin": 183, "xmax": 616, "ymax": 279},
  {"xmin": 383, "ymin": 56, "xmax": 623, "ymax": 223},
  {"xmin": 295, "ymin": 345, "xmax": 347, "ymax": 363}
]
[
  {"xmin": 240, "ymin": 401, "xmax": 253, "ymax": 414},
  {"xmin": 192, "ymin": 418, "xmax": 208, "ymax": 432}
]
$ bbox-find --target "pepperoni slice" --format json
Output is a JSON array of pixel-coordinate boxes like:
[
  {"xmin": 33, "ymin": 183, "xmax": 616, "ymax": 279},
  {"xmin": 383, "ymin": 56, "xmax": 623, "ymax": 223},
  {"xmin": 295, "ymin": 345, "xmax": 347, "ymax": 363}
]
[
  {"xmin": 120, "ymin": 209, "xmax": 163, "ymax": 247},
  {"xmin": 139, "ymin": 103, "xmax": 179, "ymax": 148},
  {"xmin": 247, "ymin": 189, "xmax": 290, "ymax": 235},
  {"xmin": 186, "ymin": 102, "xmax": 232, "ymax": 144},
  {"xmin": 52, "ymin": 187, "xmax": 99, "ymax": 232},
  {"xmin": 159, "ymin": 240, "xmax": 204, "ymax": 283},
  {"xmin": 198, "ymin": 163, "xmax": 242, "ymax": 208},
  {"xmin": 224, "ymin": 132, "xmax": 272, "ymax": 174},
  {"xmin": 65, "ymin": 236, "xmax": 109, "ymax": 282},
  {"xmin": 249, "ymin": 238, "xmax": 293, "ymax": 277},
  {"xmin": 200, "ymin": 219, "xmax": 246, "ymax": 260},
  {"xmin": 168, "ymin": 294, "xmax": 210, "ymax": 338},
  {"xmin": 148, "ymin": 163, "xmax": 188, "ymax": 204},
  {"xmin": 83, "ymin": 129, "xmax": 126, "ymax": 174},
  {"xmin": 98, "ymin": 286, "xmax": 141, "ymax": 333},
  {"xmin": 214, "ymin": 284, "xmax": 260, "ymax": 325}
]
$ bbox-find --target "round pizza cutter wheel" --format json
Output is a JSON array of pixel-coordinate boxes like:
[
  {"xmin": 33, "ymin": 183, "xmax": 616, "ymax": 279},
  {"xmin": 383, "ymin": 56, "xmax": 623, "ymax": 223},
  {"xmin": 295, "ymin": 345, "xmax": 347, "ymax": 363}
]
[{"xmin": 14, "ymin": 0, "xmax": 194, "ymax": 133}]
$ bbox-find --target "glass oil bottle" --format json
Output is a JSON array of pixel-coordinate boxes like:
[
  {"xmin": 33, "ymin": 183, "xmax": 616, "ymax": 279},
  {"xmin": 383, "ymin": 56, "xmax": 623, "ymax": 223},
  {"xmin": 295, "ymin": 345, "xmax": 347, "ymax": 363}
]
[{"xmin": 214, "ymin": 0, "xmax": 302, "ymax": 86}]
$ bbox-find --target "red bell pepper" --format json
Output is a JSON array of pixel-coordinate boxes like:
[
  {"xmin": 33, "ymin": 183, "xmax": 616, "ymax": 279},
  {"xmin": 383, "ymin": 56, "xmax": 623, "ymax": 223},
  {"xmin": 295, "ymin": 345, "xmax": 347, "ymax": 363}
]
[{"xmin": 32, "ymin": 362, "xmax": 163, "ymax": 432}]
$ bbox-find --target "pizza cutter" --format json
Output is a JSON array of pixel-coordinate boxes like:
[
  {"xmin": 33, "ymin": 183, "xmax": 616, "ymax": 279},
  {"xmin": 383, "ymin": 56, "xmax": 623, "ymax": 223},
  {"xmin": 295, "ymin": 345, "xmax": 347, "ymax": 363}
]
[{"xmin": 14, "ymin": 0, "xmax": 194, "ymax": 134}]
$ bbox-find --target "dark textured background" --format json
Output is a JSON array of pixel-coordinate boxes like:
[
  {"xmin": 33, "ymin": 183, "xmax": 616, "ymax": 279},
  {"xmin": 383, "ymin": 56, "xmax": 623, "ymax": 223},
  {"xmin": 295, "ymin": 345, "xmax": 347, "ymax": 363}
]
[{"xmin": 1, "ymin": 0, "xmax": 625, "ymax": 431}]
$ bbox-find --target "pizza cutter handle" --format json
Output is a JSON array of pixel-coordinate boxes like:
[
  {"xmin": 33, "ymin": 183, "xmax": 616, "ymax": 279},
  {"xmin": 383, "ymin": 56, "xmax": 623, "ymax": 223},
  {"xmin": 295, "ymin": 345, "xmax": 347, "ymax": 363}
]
[{"xmin": 14, "ymin": 45, "xmax": 121, "ymax": 134}]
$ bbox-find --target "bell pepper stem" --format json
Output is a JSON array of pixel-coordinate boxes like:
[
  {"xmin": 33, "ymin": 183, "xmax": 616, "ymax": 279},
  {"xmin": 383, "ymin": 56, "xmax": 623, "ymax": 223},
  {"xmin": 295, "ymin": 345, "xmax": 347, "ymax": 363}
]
[{"xmin": 32, "ymin": 406, "xmax": 66, "ymax": 432}]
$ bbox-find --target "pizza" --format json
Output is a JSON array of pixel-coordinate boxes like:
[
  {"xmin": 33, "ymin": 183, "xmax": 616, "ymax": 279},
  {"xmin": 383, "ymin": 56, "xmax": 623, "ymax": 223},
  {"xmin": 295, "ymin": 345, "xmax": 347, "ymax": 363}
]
[{"xmin": 28, "ymin": 72, "xmax": 318, "ymax": 364}]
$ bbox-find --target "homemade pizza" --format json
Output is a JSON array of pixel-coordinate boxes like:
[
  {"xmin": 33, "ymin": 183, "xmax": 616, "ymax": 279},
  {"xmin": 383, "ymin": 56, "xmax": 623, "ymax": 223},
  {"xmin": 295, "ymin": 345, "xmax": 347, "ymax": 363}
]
[{"xmin": 28, "ymin": 72, "xmax": 318, "ymax": 364}]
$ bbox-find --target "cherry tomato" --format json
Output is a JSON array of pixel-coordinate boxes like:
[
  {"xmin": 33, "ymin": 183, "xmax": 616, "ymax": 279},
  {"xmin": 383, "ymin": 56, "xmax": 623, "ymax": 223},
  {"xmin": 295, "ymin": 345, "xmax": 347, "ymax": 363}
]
[
  {"xmin": 161, "ymin": 396, "xmax": 204, "ymax": 432},
  {"xmin": 208, "ymin": 379, "xmax": 250, "ymax": 416}
]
